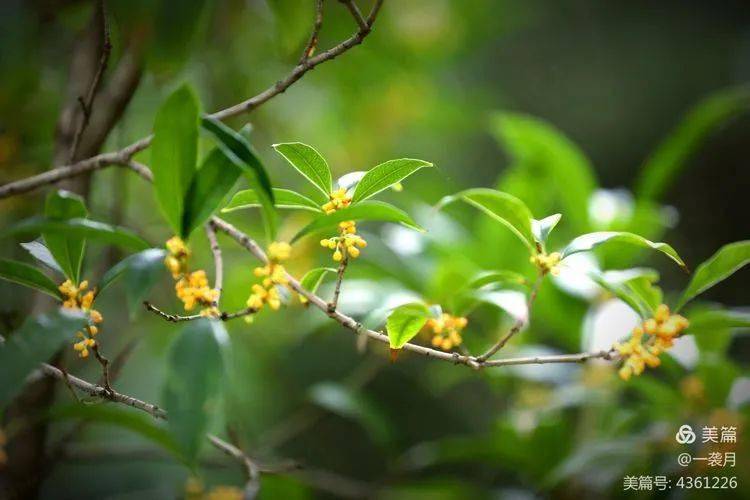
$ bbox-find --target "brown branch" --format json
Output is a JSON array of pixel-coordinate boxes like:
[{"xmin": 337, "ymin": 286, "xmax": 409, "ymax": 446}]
[
  {"xmin": 208, "ymin": 435, "xmax": 260, "ymax": 499},
  {"xmin": 327, "ymin": 255, "xmax": 348, "ymax": 312},
  {"xmin": 68, "ymin": 0, "xmax": 112, "ymax": 163},
  {"xmin": 340, "ymin": 0, "xmax": 368, "ymax": 31},
  {"xmin": 143, "ymin": 302, "xmax": 257, "ymax": 323},
  {"xmin": 299, "ymin": 0, "xmax": 324, "ymax": 64},
  {"xmin": 91, "ymin": 344, "xmax": 113, "ymax": 394},
  {"xmin": 0, "ymin": 0, "xmax": 385, "ymax": 201},
  {"xmin": 475, "ymin": 270, "xmax": 544, "ymax": 362},
  {"xmin": 205, "ymin": 223, "xmax": 223, "ymax": 305}
]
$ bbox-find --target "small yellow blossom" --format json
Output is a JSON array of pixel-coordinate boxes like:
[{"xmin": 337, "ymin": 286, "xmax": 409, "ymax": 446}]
[
  {"xmin": 59, "ymin": 279, "xmax": 104, "ymax": 358},
  {"xmin": 164, "ymin": 236, "xmax": 190, "ymax": 278},
  {"xmin": 320, "ymin": 221, "xmax": 367, "ymax": 262},
  {"xmin": 426, "ymin": 313, "xmax": 468, "ymax": 351},
  {"xmin": 267, "ymin": 241, "xmax": 292, "ymax": 261},
  {"xmin": 175, "ymin": 270, "xmax": 219, "ymax": 312},
  {"xmin": 529, "ymin": 252, "xmax": 562, "ymax": 275},
  {"xmin": 614, "ymin": 304, "xmax": 689, "ymax": 380},
  {"xmin": 321, "ymin": 187, "xmax": 352, "ymax": 215},
  {"xmin": 245, "ymin": 242, "xmax": 294, "ymax": 318}
]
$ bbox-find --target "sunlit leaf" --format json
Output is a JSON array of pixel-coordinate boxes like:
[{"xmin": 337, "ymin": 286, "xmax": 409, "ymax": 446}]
[
  {"xmin": 561, "ymin": 232, "xmax": 686, "ymax": 271},
  {"xmin": 162, "ymin": 319, "xmax": 225, "ymax": 465},
  {"xmin": 491, "ymin": 112, "xmax": 597, "ymax": 232},
  {"xmin": 151, "ymin": 84, "xmax": 200, "ymax": 234},
  {"xmin": 224, "ymin": 188, "xmax": 322, "ymax": 214},
  {"xmin": 386, "ymin": 302, "xmax": 430, "ymax": 349},
  {"xmin": 437, "ymin": 188, "xmax": 535, "ymax": 252},
  {"xmin": 2, "ymin": 217, "xmax": 150, "ymax": 251},
  {"xmin": 272, "ymin": 142, "xmax": 331, "ymax": 197},
  {"xmin": 532, "ymin": 214, "xmax": 562, "ymax": 246},
  {"xmin": 675, "ymin": 240, "xmax": 750, "ymax": 311},
  {"xmin": 299, "ymin": 267, "xmax": 337, "ymax": 294},
  {"xmin": 636, "ymin": 86, "xmax": 750, "ymax": 202},
  {"xmin": 0, "ymin": 259, "xmax": 61, "ymax": 299},
  {"xmin": 588, "ymin": 268, "xmax": 661, "ymax": 318},
  {"xmin": 181, "ymin": 148, "xmax": 241, "ymax": 237},
  {"xmin": 20, "ymin": 240, "xmax": 63, "ymax": 275},
  {"xmin": 352, "ymin": 158, "xmax": 433, "ymax": 203},
  {"xmin": 49, "ymin": 404, "xmax": 182, "ymax": 460},
  {"xmin": 203, "ymin": 117, "xmax": 276, "ymax": 240},
  {"xmin": 292, "ymin": 201, "xmax": 423, "ymax": 243},
  {"xmin": 43, "ymin": 190, "xmax": 88, "ymax": 283},
  {"xmin": 0, "ymin": 309, "xmax": 86, "ymax": 410},
  {"xmin": 99, "ymin": 249, "xmax": 167, "ymax": 315}
]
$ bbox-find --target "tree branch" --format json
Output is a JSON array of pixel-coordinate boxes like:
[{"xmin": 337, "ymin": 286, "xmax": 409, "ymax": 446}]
[
  {"xmin": 328, "ymin": 255, "xmax": 348, "ymax": 312},
  {"xmin": 205, "ymin": 222, "xmax": 223, "ymax": 306},
  {"xmin": 299, "ymin": 0, "xmax": 324, "ymax": 64},
  {"xmin": 143, "ymin": 302, "xmax": 257, "ymax": 322}
]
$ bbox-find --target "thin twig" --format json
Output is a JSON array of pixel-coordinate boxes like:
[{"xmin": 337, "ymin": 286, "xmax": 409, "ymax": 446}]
[
  {"xmin": 91, "ymin": 343, "xmax": 113, "ymax": 394},
  {"xmin": 68, "ymin": 0, "xmax": 111, "ymax": 163},
  {"xmin": 208, "ymin": 435, "xmax": 261, "ymax": 499},
  {"xmin": 205, "ymin": 222, "xmax": 223, "ymax": 305},
  {"xmin": 340, "ymin": 0, "xmax": 368, "ymax": 31},
  {"xmin": 59, "ymin": 367, "xmax": 81, "ymax": 403},
  {"xmin": 143, "ymin": 302, "xmax": 257, "ymax": 322},
  {"xmin": 299, "ymin": 0, "xmax": 324, "ymax": 64},
  {"xmin": 0, "ymin": 0, "xmax": 386, "ymax": 200},
  {"xmin": 475, "ymin": 270, "xmax": 544, "ymax": 362},
  {"xmin": 328, "ymin": 255, "xmax": 348, "ymax": 312}
]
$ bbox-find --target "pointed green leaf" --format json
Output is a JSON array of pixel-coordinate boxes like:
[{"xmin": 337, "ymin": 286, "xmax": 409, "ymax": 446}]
[
  {"xmin": 675, "ymin": 240, "xmax": 750, "ymax": 311},
  {"xmin": 589, "ymin": 269, "xmax": 661, "ymax": 318},
  {"xmin": 562, "ymin": 232, "xmax": 686, "ymax": 271},
  {"xmin": 272, "ymin": 142, "xmax": 332, "ymax": 197},
  {"xmin": 299, "ymin": 267, "xmax": 337, "ymax": 294},
  {"xmin": 43, "ymin": 190, "xmax": 88, "ymax": 283},
  {"xmin": 465, "ymin": 270, "xmax": 528, "ymax": 290},
  {"xmin": 291, "ymin": 201, "xmax": 423, "ymax": 243},
  {"xmin": 386, "ymin": 303, "xmax": 430, "ymax": 349},
  {"xmin": 202, "ymin": 117, "xmax": 276, "ymax": 240},
  {"xmin": 636, "ymin": 86, "xmax": 750, "ymax": 202},
  {"xmin": 352, "ymin": 158, "xmax": 433, "ymax": 203},
  {"xmin": 223, "ymin": 188, "xmax": 322, "ymax": 214},
  {"xmin": 0, "ymin": 259, "xmax": 62, "ymax": 299},
  {"xmin": 437, "ymin": 188, "xmax": 535, "ymax": 253},
  {"xmin": 99, "ymin": 249, "xmax": 167, "ymax": 315},
  {"xmin": 162, "ymin": 319, "xmax": 225, "ymax": 464},
  {"xmin": 181, "ymin": 148, "xmax": 241, "ymax": 237},
  {"xmin": 20, "ymin": 240, "xmax": 64, "ymax": 275},
  {"xmin": 532, "ymin": 214, "xmax": 562, "ymax": 245},
  {"xmin": 2, "ymin": 217, "xmax": 149, "ymax": 251},
  {"xmin": 151, "ymin": 84, "xmax": 200, "ymax": 234},
  {"xmin": 0, "ymin": 309, "xmax": 87, "ymax": 409}
]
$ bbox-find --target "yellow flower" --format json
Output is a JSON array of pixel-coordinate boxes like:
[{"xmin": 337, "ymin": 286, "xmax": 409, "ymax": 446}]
[
  {"xmin": 175, "ymin": 270, "xmax": 219, "ymax": 311},
  {"xmin": 321, "ymin": 187, "xmax": 352, "ymax": 214},
  {"xmin": 320, "ymin": 221, "xmax": 367, "ymax": 262},
  {"xmin": 614, "ymin": 304, "xmax": 689, "ymax": 380},
  {"xmin": 58, "ymin": 278, "xmax": 105, "ymax": 358},
  {"xmin": 529, "ymin": 252, "xmax": 562, "ymax": 275},
  {"xmin": 164, "ymin": 236, "xmax": 190, "ymax": 278},
  {"xmin": 427, "ymin": 313, "xmax": 468, "ymax": 351},
  {"xmin": 268, "ymin": 241, "xmax": 292, "ymax": 262}
]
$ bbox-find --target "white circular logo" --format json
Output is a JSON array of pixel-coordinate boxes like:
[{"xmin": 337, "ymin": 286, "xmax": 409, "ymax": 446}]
[{"xmin": 675, "ymin": 424, "xmax": 696, "ymax": 444}]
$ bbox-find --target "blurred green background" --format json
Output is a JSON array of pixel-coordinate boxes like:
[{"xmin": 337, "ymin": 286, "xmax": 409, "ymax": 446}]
[{"xmin": 1, "ymin": 0, "xmax": 749, "ymax": 498}]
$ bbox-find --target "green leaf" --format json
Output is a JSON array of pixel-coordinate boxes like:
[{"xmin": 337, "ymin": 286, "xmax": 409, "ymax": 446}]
[
  {"xmin": 386, "ymin": 303, "xmax": 430, "ymax": 349},
  {"xmin": 465, "ymin": 270, "xmax": 528, "ymax": 290},
  {"xmin": 636, "ymin": 86, "xmax": 750, "ymax": 201},
  {"xmin": 687, "ymin": 307, "xmax": 750, "ymax": 355},
  {"xmin": 272, "ymin": 142, "xmax": 332, "ymax": 197},
  {"xmin": 0, "ymin": 309, "xmax": 87, "ymax": 410},
  {"xmin": 181, "ymin": 148, "xmax": 241, "ymax": 237},
  {"xmin": 43, "ymin": 190, "xmax": 88, "ymax": 283},
  {"xmin": 202, "ymin": 117, "xmax": 276, "ymax": 240},
  {"xmin": 561, "ymin": 232, "xmax": 686, "ymax": 271},
  {"xmin": 299, "ymin": 267, "xmax": 337, "ymax": 294},
  {"xmin": 151, "ymin": 84, "xmax": 200, "ymax": 234},
  {"xmin": 532, "ymin": 213, "xmax": 562, "ymax": 246},
  {"xmin": 2, "ymin": 217, "xmax": 150, "ymax": 251},
  {"xmin": 0, "ymin": 259, "xmax": 62, "ymax": 299},
  {"xmin": 588, "ymin": 269, "xmax": 661, "ymax": 318},
  {"xmin": 20, "ymin": 240, "xmax": 63, "ymax": 275},
  {"xmin": 291, "ymin": 201, "xmax": 423, "ymax": 243},
  {"xmin": 352, "ymin": 158, "xmax": 433, "ymax": 203},
  {"xmin": 162, "ymin": 318, "xmax": 225, "ymax": 465},
  {"xmin": 99, "ymin": 249, "xmax": 167, "ymax": 315},
  {"xmin": 490, "ymin": 112, "xmax": 597, "ymax": 232},
  {"xmin": 675, "ymin": 240, "xmax": 750, "ymax": 311},
  {"xmin": 437, "ymin": 188, "xmax": 536, "ymax": 253},
  {"xmin": 48, "ymin": 404, "xmax": 182, "ymax": 460},
  {"xmin": 223, "ymin": 188, "xmax": 322, "ymax": 214}
]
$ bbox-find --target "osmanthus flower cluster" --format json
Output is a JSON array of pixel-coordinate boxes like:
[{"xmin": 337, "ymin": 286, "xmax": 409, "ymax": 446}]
[
  {"xmin": 615, "ymin": 304, "xmax": 689, "ymax": 380},
  {"xmin": 59, "ymin": 279, "xmax": 102, "ymax": 358},
  {"xmin": 165, "ymin": 236, "xmax": 219, "ymax": 317},
  {"xmin": 246, "ymin": 241, "xmax": 292, "ymax": 317},
  {"xmin": 427, "ymin": 313, "xmax": 469, "ymax": 350}
]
